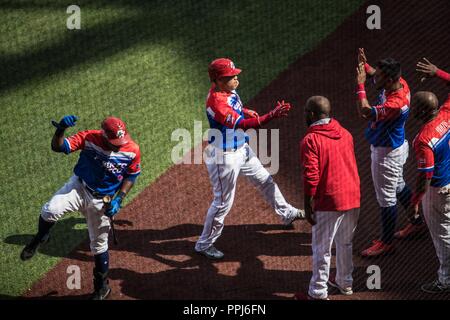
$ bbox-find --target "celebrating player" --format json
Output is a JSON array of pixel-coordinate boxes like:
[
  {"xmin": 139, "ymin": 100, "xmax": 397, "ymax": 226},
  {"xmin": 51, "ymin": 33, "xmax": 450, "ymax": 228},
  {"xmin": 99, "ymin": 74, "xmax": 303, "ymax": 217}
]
[
  {"xmin": 20, "ymin": 116, "xmax": 141, "ymax": 300},
  {"xmin": 195, "ymin": 58, "xmax": 305, "ymax": 259},
  {"xmin": 395, "ymin": 59, "xmax": 450, "ymax": 238},
  {"xmin": 408, "ymin": 59, "xmax": 449, "ymax": 293},
  {"xmin": 295, "ymin": 96, "xmax": 360, "ymax": 300},
  {"xmin": 356, "ymin": 48, "xmax": 413, "ymax": 257}
]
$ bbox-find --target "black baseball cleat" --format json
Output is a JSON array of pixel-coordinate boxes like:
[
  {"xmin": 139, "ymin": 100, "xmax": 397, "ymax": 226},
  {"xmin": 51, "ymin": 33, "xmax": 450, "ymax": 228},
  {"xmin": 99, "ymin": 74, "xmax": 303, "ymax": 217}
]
[
  {"xmin": 91, "ymin": 285, "xmax": 112, "ymax": 300},
  {"xmin": 195, "ymin": 246, "xmax": 224, "ymax": 260},
  {"xmin": 421, "ymin": 280, "xmax": 450, "ymax": 294},
  {"xmin": 91, "ymin": 269, "xmax": 111, "ymax": 300},
  {"xmin": 20, "ymin": 233, "xmax": 50, "ymax": 261}
]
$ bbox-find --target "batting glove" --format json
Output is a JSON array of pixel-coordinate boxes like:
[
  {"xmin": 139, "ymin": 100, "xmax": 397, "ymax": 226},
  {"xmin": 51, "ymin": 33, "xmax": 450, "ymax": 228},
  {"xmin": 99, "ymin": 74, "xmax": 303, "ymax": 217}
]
[
  {"xmin": 52, "ymin": 115, "xmax": 78, "ymax": 130},
  {"xmin": 105, "ymin": 195, "xmax": 123, "ymax": 218},
  {"xmin": 269, "ymin": 100, "xmax": 291, "ymax": 119}
]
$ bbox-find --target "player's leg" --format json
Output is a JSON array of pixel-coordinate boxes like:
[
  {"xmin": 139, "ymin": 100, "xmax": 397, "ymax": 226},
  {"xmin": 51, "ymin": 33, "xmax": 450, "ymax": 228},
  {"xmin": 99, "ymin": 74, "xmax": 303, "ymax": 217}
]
[
  {"xmin": 421, "ymin": 185, "xmax": 450, "ymax": 293},
  {"xmin": 395, "ymin": 141, "xmax": 412, "ymax": 210},
  {"xmin": 195, "ymin": 149, "xmax": 243, "ymax": 258},
  {"xmin": 83, "ymin": 196, "xmax": 111, "ymax": 300},
  {"xmin": 333, "ymin": 208, "xmax": 359, "ymax": 294},
  {"xmin": 362, "ymin": 147, "xmax": 401, "ymax": 256},
  {"xmin": 240, "ymin": 145, "xmax": 304, "ymax": 225},
  {"xmin": 394, "ymin": 142, "xmax": 425, "ymax": 239},
  {"xmin": 380, "ymin": 147, "xmax": 406, "ymax": 244},
  {"xmin": 21, "ymin": 175, "xmax": 84, "ymax": 261},
  {"xmin": 308, "ymin": 211, "xmax": 341, "ymax": 299}
]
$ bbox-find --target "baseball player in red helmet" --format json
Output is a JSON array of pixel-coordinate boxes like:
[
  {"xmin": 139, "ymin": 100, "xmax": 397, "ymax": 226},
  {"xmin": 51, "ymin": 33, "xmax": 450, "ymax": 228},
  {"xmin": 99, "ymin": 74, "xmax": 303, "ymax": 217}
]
[
  {"xmin": 407, "ymin": 59, "xmax": 450, "ymax": 293},
  {"xmin": 20, "ymin": 116, "xmax": 141, "ymax": 300},
  {"xmin": 356, "ymin": 49, "xmax": 413, "ymax": 257},
  {"xmin": 295, "ymin": 96, "xmax": 360, "ymax": 300},
  {"xmin": 195, "ymin": 58, "xmax": 305, "ymax": 259}
]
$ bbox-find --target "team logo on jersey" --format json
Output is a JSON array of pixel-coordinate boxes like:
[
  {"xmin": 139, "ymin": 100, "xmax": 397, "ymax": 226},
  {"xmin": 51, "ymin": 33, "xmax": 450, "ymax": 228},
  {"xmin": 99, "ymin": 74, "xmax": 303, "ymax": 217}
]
[
  {"xmin": 102, "ymin": 160, "xmax": 128, "ymax": 174},
  {"xmin": 228, "ymin": 94, "xmax": 243, "ymax": 112}
]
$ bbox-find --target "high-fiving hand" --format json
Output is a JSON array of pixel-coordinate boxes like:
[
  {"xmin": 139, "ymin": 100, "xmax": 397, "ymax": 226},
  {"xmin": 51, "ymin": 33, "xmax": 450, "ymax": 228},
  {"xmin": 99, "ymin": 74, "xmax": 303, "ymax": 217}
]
[
  {"xmin": 269, "ymin": 100, "xmax": 292, "ymax": 119},
  {"xmin": 416, "ymin": 58, "xmax": 438, "ymax": 80},
  {"xmin": 358, "ymin": 48, "xmax": 368, "ymax": 65},
  {"xmin": 356, "ymin": 62, "xmax": 367, "ymax": 85}
]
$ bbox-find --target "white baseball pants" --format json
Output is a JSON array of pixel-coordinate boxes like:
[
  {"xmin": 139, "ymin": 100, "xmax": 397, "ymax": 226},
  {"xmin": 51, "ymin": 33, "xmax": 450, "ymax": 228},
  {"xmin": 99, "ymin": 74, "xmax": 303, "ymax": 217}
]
[
  {"xmin": 422, "ymin": 183, "xmax": 450, "ymax": 286},
  {"xmin": 195, "ymin": 143, "xmax": 299, "ymax": 251},
  {"xmin": 308, "ymin": 208, "xmax": 360, "ymax": 299},
  {"xmin": 40, "ymin": 175, "xmax": 111, "ymax": 255},
  {"xmin": 371, "ymin": 140, "xmax": 409, "ymax": 207}
]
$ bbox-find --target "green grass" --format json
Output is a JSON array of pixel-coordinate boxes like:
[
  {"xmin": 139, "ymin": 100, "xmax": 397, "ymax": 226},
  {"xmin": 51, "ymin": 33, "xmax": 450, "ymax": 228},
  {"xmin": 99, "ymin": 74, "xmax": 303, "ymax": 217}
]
[{"xmin": 0, "ymin": 0, "xmax": 364, "ymax": 297}]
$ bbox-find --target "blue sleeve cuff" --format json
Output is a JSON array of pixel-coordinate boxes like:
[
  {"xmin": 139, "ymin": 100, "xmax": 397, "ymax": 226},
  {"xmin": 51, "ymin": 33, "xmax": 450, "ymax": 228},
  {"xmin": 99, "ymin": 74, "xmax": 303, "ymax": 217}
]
[
  {"xmin": 124, "ymin": 172, "xmax": 140, "ymax": 183},
  {"xmin": 371, "ymin": 107, "xmax": 378, "ymax": 121},
  {"xmin": 61, "ymin": 139, "xmax": 71, "ymax": 154},
  {"xmin": 417, "ymin": 167, "xmax": 434, "ymax": 172}
]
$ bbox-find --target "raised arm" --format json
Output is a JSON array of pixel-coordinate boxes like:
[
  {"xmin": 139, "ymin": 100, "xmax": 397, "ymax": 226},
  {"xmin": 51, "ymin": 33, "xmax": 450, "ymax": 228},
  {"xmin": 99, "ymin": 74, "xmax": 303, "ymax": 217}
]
[
  {"xmin": 416, "ymin": 58, "xmax": 450, "ymax": 82},
  {"xmin": 51, "ymin": 115, "xmax": 78, "ymax": 152},
  {"xmin": 355, "ymin": 63, "xmax": 375, "ymax": 120},
  {"xmin": 358, "ymin": 48, "xmax": 376, "ymax": 77}
]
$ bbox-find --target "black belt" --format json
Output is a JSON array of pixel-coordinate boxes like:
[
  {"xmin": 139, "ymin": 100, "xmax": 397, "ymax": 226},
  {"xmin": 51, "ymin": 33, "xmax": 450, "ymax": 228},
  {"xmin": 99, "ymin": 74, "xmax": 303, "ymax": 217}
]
[{"xmin": 78, "ymin": 177, "xmax": 106, "ymax": 199}]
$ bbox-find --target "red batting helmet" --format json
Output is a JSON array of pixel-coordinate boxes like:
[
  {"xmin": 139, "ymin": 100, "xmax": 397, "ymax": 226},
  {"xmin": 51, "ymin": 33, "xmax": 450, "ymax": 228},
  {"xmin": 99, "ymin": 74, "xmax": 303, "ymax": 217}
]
[
  {"xmin": 208, "ymin": 58, "xmax": 242, "ymax": 81},
  {"xmin": 101, "ymin": 117, "xmax": 130, "ymax": 146}
]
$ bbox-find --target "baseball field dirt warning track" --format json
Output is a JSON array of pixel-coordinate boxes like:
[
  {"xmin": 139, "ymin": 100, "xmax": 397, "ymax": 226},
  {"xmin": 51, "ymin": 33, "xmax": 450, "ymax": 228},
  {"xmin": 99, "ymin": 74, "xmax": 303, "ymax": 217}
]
[{"xmin": 24, "ymin": 0, "xmax": 450, "ymax": 299}]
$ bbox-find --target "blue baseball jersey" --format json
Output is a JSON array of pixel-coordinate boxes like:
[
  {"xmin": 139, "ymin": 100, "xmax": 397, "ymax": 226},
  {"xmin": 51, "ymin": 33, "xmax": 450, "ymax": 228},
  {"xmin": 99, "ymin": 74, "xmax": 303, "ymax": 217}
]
[
  {"xmin": 365, "ymin": 78, "xmax": 411, "ymax": 148},
  {"xmin": 205, "ymin": 86, "xmax": 248, "ymax": 150},
  {"xmin": 63, "ymin": 130, "xmax": 141, "ymax": 195}
]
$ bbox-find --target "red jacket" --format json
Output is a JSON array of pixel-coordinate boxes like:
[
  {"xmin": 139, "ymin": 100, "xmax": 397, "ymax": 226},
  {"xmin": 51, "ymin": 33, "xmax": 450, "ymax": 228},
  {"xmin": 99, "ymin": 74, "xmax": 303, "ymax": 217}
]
[{"xmin": 300, "ymin": 119, "xmax": 360, "ymax": 212}]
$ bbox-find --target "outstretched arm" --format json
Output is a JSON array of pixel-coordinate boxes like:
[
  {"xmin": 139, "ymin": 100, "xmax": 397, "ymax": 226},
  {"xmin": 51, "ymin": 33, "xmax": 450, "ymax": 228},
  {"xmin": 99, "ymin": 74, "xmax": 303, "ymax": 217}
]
[
  {"xmin": 416, "ymin": 58, "xmax": 450, "ymax": 82},
  {"xmin": 236, "ymin": 100, "xmax": 292, "ymax": 129},
  {"xmin": 242, "ymin": 107, "xmax": 259, "ymax": 119}
]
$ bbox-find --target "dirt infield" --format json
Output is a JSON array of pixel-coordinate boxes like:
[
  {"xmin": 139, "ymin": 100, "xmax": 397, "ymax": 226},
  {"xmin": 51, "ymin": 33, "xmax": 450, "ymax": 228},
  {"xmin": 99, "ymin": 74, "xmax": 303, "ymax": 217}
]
[{"xmin": 24, "ymin": 0, "xmax": 450, "ymax": 300}]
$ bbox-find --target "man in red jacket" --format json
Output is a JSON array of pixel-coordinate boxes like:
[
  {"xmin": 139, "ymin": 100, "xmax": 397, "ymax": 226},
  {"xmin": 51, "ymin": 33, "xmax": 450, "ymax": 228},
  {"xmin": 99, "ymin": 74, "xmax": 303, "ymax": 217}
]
[{"xmin": 296, "ymin": 96, "xmax": 361, "ymax": 300}]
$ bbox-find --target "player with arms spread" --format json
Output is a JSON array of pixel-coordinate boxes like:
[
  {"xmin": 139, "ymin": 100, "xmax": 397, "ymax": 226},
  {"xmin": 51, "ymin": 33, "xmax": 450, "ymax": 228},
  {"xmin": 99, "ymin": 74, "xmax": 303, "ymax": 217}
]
[
  {"xmin": 195, "ymin": 58, "xmax": 305, "ymax": 259},
  {"xmin": 21, "ymin": 116, "xmax": 141, "ymax": 300},
  {"xmin": 408, "ymin": 59, "xmax": 450, "ymax": 293}
]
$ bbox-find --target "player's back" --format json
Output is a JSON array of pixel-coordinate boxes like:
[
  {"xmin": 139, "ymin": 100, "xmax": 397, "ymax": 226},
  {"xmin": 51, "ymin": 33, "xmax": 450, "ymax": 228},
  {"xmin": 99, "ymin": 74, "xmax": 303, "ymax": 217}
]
[{"xmin": 414, "ymin": 97, "xmax": 450, "ymax": 187}]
